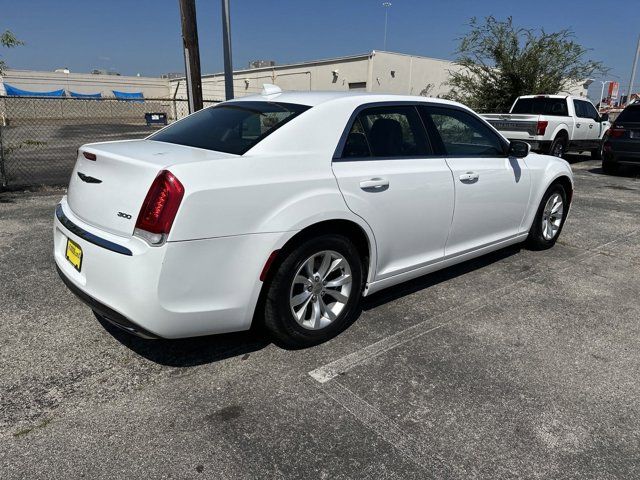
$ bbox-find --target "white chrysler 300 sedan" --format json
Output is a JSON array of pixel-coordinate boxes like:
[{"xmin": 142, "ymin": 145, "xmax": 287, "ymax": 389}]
[{"xmin": 54, "ymin": 87, "xmax": 573, "ymax": 347}]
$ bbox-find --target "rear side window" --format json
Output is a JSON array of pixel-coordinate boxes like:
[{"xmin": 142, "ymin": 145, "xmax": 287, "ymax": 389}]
[
  {"xmin": 150, "ymin": 101, "xmax": 309, "ymax": 155},
  {"xmin": 342, "ymin": 105, "xmax": 431, "ymax": 158},
  {"xmin": 425, "ymin": 107, "xmax": 506, "ymax": 157},
  {"xmin": 616, "ymin": 106, "xmax": 640, "ymax": 123},
  {"xmin": 512, "ymin": 98, "xmax": 569, "ymax": 116}
]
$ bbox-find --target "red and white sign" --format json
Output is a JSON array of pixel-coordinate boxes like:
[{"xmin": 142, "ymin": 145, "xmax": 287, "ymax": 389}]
[{"xmin": 608, "ymin": 82, "xmax": 619, "ymax": 100}]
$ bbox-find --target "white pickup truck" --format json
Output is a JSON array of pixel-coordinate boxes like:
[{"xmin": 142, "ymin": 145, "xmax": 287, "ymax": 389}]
[{"xmin": 482, "ymin": 95, "xmax": 610, "ymax": 158}]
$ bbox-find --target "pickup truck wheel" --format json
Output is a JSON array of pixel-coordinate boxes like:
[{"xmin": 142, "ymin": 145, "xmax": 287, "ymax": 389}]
[
  {"xmin": 526, "ymin": 183, "xmax": 568, "ymax": 250},
  {"xmin": 549, "ymin": 137, "xmax": 566, "ymax": 158},
  {"xmin": 264, "ymin": 234, "xmax": 363, "ymax": 348}
]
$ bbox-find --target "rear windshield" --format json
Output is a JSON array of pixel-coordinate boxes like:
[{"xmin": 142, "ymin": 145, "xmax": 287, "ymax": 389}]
[
  {"xmin": 150, "ymin": 101, "xmax": 310, "ymax": 155},
  {"xmin": 511, "ymin": 98, "xmax": 569, "ymax": 116},
  {"xmin": 616, "ymin": 105, "xmax": 640, "ymax": 123}
]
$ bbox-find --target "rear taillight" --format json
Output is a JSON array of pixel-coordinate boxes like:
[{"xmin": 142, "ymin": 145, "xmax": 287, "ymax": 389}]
[
  {"xmin": 609, "ymin": 125, "xmax": 626, "ymax": 138},
  {"xmin": 83, "ymin": 151, "xmax": 97, "ymax": 161},
  {"xmin": 536, "ymin": 120, "xmax": 548, "ymax": 136},
  {"xmin": 134, "ymin": 170, "xmax": 184, "ymax": 245}
]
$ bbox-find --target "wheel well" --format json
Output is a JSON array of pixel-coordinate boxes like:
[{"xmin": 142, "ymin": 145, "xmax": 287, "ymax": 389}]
[
  {"xmin": 554, "ymin": 130, "xmax": 569, "ymax": 142},
  {"xmin": 251, "ymin": 219, "xmax": 372, "ymax": 328},
  {"xmin": 277, "ymin": 220, "xmax": 371, "ymax": 277},
  {"xmin": 552, "ymin": 175, "xmax": 573, "ymax": 204}
]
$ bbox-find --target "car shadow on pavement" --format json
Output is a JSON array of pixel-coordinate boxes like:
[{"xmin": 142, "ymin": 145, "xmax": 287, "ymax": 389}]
[
  {"xmin": 587, "ymin": 166, "xmax": 640, "ymax": 179},
  {"xmin": 96, "ymin": 313, "xmax": 271, "ymax": 368},
  {"xmin": 361, "ymin": 244, "xmax": 522, "ymax": 311},
  {"xmin": 99, "ymin": 245, "xmax": 522, "ymax": 362},
  {"xmin": 563, "ymin": 153, "xmax": 593, "ymax": 164}
]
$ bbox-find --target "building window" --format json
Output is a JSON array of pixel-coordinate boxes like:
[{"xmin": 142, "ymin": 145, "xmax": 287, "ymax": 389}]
[{"xmin": 348, "ymin": 82, "xmax": 367, "ymax": 91}]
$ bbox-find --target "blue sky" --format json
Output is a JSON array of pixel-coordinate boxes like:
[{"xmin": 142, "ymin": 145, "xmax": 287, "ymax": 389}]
[{"xmin": 2, "ymin": 0, "xmax": 639, "ymax": 101}]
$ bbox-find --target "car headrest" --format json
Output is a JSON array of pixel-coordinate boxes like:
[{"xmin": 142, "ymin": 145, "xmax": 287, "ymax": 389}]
[
  {"xmin": 343, "ymin": 131, "xmax": 369, "ymax": 157},
  {"xmin": 369, "ymin": 118, "xmax": 403, "ymax": 156}
]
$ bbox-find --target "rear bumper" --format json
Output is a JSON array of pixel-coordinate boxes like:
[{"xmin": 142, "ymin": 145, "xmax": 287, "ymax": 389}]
[
  {"xmin": 604, "ymin": 144, "xmax": 640, "ymax": 165},
  {"xmin": 56, "ymin": 264, "xmax": 159, "ymax": 339},
  {"xmin": 54, "ymin": 197, "xmax": 290, "ymax": 338}
]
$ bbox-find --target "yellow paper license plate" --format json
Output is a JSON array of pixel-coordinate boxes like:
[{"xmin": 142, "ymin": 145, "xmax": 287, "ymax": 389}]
[{"xmin": 65, "ymin": 238, "xmax": 83, "ymax": 272}]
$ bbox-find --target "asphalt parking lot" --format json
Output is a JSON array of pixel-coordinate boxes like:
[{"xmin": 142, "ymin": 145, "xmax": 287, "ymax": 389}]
[{"xmin": 1, "ymin": 158, "xmax": 639, "ymax": 479}]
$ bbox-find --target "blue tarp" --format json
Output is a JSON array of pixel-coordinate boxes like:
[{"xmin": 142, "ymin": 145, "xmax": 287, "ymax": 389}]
[
  {"xmin": 3, "ymin": 83, "xmax": 65, "ymax": 97},
  {"xmin": 69, "ymin": 91, "xmax": 102, "ymax": 98},
  {"xmin": 112, "ymin": 90, "xmax": 144, "ymax": 101}
]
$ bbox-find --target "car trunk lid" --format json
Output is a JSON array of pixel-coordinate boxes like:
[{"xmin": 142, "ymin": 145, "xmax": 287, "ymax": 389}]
[{"xmin": 66, "ymin": 139, "xmax": 236, "ymax": 237}]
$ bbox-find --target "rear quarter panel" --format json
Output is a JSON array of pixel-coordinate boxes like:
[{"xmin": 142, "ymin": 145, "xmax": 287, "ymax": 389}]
[{"xmin": 165, "ymin": 99, "xmax": 375, "ymax": 242}]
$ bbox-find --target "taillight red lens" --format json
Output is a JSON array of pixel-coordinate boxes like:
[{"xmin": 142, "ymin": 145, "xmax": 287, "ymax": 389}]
[
  {"xmin": 536, "ymin": 120, "xmax": 548, "ymax": 136},
  {"xmin": 609, "ymin": 126, "xmax": 625, "ymax": 138},
  {"xmin": 83, "ymin": 151, "xmax": 97, "ymax": 161},
  {"xmin": 135, "ymin": 170, "xmax": 185, "ymax": 236}
]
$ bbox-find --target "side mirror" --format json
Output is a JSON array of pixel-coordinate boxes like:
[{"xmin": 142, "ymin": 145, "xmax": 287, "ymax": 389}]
[
  {"xmin": 600, "ymin": 113, "xmax": 609, "ymax": 122},
  {"xmin": 507, "ymin": 140, "xmax": 530, "ymax": 158}
]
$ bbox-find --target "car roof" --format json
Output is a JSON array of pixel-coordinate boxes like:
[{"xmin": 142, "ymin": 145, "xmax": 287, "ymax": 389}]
[{"xmin": 226, "ymin": 90, "xmax": 462, "ymax": 108}]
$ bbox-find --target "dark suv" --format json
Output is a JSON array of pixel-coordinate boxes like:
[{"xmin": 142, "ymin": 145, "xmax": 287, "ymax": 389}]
[{"xmin": 602, "ymin": 103, "xmax": 640, "ymax": 174}]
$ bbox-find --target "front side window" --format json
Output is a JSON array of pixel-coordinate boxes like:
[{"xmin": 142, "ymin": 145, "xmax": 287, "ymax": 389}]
[
  {"xmin": 581, "ymin": 101, "xmax": 599, "ymax": 120},
  {"xmin": 426, "ymin": 107, "xmax": 506, "ymax": 157},
  {"xmin": 341, "ymin": 105, "xmax": 431, "ymax": 158},
  {"xmin": 573, "ymin": 100, "xmax": 587, "ymax": 118},
  {"xmin": 150, "ymin": 101, "xmax": 309, "ymax": 155}
]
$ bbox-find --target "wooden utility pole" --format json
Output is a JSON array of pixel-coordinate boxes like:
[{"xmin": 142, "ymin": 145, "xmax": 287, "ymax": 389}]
[
  {"xmin": 221, "ymin": 0, "xmax": 234, "ymax": 100},
  {"xmin": 178, "ymin": 0, "xmax": 203, "ymax": 113}
]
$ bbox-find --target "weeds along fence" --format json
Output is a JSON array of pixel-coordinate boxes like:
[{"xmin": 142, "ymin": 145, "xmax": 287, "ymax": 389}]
[{"xmin": 0, "ymin": 96, "xmax": 219, "ymax": 188}]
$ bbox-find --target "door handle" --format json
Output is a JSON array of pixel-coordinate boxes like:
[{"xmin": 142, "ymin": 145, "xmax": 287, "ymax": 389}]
[
  {"xmin": 459, "ymin": 172, "xmax": 479, "ymax": 183},
  {"xmin": 359, "ymin": 178, "xmax": 389, "ymax": 191},
  {"xmin": 576, "ymin": 123, "xmax": 581, "ymax": 128},
  {"xmin": 589, "ymin": 124, "xmax": 593, "ymax": 129}
]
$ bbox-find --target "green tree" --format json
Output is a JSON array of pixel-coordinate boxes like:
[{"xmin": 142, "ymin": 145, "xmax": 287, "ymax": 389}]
[
  {"xmin": 447, "ymin": 17, "xmax": 607, "ymax": 113},
  {"xmin": 1, "ymin": 30, "xmax": 24, "ymax": 74}
]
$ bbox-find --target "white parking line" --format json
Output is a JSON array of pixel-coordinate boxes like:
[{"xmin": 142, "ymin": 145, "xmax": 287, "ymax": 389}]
[
  {"xmin": 308, "ymin": 230, "xmax": 639, "ymax": 384},
  {"xmin": 317, "ymin": 379, "xmax": 451, "ymax": 474}
]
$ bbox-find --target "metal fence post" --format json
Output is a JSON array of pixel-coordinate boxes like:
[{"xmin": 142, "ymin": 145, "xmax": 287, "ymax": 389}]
[{"xmin": 0, "ymin": 120, "xmax": 6, "ymax": 187}]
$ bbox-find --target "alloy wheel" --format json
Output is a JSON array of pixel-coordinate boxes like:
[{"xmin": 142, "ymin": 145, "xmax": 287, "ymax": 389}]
[
  {"xmin": 541, "ymin": 193, "xmax": 564, "ymax": 240},
  {"xmin": 552, "ymin": 142, "xmax": 564, "ymax": 157},
  {"xmin": 289, "ymin": 250, "xmax": 353, "ymax": 330}
]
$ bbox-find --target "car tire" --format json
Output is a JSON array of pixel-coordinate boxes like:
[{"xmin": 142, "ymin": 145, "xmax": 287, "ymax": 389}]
[
  {"xmin": 526, "ymin": 183, "xmax": 568, "ymax": 250},
  {"xmin": 602, "ymin": 160, "xmax": 618, "ymax": 175},
  {"xmin": 548, "ymin": 136, "xmax": 567, "ymax": 158},
  {"xmin": 264, "ymin": 234, "xmax": 363, "ymax": 348}
]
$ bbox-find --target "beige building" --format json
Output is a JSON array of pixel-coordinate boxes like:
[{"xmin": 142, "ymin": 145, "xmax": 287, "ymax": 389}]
[
  {"xmin": 170, "ymin": 50, "xmax": 589, "ymax": 102},
  {"xmin": 170, "ymin": 51, "xmax": 465, "ymax": 101}
]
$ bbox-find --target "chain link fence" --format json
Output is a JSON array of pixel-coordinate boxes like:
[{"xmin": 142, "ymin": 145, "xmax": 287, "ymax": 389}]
[{"xmin": 0, "ymin": 96, "xmax": 219, "ymax": 188}]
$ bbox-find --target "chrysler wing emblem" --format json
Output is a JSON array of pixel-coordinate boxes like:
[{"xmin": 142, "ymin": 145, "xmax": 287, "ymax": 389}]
[{"xmin": 77, "ymin": 172, "xmax": 102, "ymax": 184}]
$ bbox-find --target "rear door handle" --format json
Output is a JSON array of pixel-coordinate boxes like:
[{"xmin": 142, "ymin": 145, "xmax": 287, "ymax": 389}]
[
  {"xmin": 576, "ymin": 123, "xmax": 581, "ymax": 128},
  {"xmin": 589, "ymin": 124, "xmax": 593, "ymax": 129},
  {"xmin": 459, "ymin": 172, "xmax": 479, "ymax": 183},
  {"xmin": 359, "ymin": 178, "xmax": 389, "ymax": 191}
]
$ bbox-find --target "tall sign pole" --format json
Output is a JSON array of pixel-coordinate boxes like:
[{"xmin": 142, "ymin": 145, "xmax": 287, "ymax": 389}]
[
  {"xmin": 626, "ymin": 34, "xmax": 640, "ymax": 106},
  {"xmin": 382, "ymin": 2, "xmax": 391, "ymax": 51},
  {"xmin": 221, "ymin": 0, "xmax": 234, "ymax": 100},
  {"xmin": 179, "ymin": 0, "xmax": 203, "ymax": 113}
]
